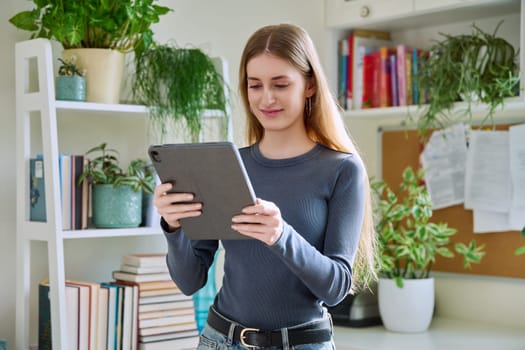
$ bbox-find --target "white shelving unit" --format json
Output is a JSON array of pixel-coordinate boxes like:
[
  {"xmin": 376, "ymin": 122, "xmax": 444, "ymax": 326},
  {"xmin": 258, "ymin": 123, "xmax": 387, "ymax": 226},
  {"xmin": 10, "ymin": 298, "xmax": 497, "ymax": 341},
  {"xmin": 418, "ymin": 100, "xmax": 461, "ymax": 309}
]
[
  {"xmin": 14, "ymin": 38, "xmax": 231, "ymax": 349},
  {"xmin": 324, "ymin": 0, "xmax": 525, "ymax": 121},
  {"xmin": 14, "ymin": 38, "xmax": 163, "ymax": 349}
]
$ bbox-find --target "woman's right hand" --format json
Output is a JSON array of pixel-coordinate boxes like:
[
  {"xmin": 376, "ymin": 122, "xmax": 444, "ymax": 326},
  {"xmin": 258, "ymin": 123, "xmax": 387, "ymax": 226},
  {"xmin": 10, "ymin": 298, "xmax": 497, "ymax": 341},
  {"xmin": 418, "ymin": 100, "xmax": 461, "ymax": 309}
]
[{"xmin": 153, "ymin": 182, "xmax": 203, "ymax": 231}]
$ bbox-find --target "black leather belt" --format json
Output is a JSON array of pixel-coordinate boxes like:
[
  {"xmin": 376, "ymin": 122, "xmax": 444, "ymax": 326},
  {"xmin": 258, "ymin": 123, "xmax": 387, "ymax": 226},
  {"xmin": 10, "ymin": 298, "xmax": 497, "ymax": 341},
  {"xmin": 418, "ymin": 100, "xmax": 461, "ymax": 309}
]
[{"xmin": 206, "ymin": 307, "xmax": 333, "ymax": 348}]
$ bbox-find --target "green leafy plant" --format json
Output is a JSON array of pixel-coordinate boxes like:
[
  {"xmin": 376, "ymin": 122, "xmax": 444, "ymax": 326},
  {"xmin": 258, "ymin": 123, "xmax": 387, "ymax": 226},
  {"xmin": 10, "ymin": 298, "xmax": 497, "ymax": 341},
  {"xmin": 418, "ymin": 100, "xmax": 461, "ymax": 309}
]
[
  {"xmin": 371, "ymin": 166, "xmax": 485, "ymax": 288},
  {"xmin": 516, "ymin": 227, "xmax": 525, "ymax": 256},
  {"xmin": 131, "ymin": 43, "xmax": 228, "ymax": 141},
  {"xmin": 413, "ymin": 22, "xmax": 520, "ymax": 136},
  {"xmin": 9, "ymin": 0, "xmax": 171, "ymax": 57},
  {"xmin": 57, "ymin": 56, "xmax": 85, "ymax": 77},
  {"xmin": 78, "ymin": 143, "xmax": 154, "ymax": 194}
]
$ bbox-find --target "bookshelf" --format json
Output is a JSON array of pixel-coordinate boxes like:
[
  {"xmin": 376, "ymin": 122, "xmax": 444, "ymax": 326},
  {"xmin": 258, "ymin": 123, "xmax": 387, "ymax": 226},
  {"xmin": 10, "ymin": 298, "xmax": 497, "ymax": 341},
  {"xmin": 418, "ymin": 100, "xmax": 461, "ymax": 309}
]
[
  {"xmin": 14, "ymin": 38, "xmax": 161, "ymax": 350},
  {"xmin": 14, "ymin": 38, "xmax": 230, "ymax": 349},
  {"xmin": 325, "ymin": 0, "xmax": 525, "ymax": 121}
]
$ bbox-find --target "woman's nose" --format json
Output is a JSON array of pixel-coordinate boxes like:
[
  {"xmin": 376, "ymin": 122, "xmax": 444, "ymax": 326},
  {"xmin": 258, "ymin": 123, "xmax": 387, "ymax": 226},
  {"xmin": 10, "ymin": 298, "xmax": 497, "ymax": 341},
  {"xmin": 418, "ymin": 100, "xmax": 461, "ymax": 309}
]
[{"xmin": 261, "ymin": 88, "xmax": 275, "ymax": 105}]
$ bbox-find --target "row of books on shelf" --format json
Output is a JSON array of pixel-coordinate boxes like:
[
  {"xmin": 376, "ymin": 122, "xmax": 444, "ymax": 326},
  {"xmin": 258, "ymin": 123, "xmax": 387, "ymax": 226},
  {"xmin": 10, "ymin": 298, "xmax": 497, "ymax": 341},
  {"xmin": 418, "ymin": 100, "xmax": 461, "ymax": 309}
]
[
  {"xmin": 30, "ymin": 154, "xmax": 88, "ymax": 230},
  {"xmin": 337, "ymin": 28, "xmax": 429, "ymax": 111},
  {"xmin": 39, "ymin": 253, "xmax": 199, "ymax": 350}
]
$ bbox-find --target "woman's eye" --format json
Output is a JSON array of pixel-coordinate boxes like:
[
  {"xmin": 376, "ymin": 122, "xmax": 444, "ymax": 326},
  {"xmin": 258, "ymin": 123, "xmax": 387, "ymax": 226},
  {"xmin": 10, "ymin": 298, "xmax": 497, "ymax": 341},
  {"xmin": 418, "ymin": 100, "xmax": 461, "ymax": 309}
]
[
  {"xmin": 248, "ymin": 84, "xmax": 262, "ymax": 89},
  {"xmin": 275, "ymin": 84, "xmax": 289, "ymax": 89}
]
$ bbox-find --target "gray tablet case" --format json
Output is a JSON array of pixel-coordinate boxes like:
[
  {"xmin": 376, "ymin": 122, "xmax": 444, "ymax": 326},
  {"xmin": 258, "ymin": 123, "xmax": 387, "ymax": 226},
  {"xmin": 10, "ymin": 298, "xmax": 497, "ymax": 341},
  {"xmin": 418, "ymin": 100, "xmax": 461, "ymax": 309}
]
[{"xmin": 148, "ymin": 142, "xmax": 256, "ymax": 240}]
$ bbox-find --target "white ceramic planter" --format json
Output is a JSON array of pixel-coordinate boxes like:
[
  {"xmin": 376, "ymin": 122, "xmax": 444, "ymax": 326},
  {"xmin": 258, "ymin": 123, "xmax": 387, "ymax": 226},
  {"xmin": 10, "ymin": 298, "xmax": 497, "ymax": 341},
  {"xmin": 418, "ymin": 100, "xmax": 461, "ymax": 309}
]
[
  {"xmin": 62, "ymin": 48, "xmax": 125, "ymax": 104},
  {"xmin": 378, "ymin": 277, "xmax": 434, "ymax": 333}
]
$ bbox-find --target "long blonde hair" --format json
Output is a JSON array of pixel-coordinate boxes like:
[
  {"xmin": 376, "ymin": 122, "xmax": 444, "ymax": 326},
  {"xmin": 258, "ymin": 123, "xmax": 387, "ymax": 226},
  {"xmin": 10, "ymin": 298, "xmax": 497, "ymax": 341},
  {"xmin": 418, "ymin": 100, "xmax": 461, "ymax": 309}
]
[{"xmin": 238, "ymin": 23, "xmax": 377, "ymax": 293}]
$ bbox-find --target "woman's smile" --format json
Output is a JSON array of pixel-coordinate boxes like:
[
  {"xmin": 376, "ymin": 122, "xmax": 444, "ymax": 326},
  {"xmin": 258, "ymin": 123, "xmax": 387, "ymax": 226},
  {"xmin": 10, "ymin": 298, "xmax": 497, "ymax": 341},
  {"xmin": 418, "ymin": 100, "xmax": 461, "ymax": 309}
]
[{"xmin": 260, "ymin": 108, "xmax": 284, "ymax": 118}]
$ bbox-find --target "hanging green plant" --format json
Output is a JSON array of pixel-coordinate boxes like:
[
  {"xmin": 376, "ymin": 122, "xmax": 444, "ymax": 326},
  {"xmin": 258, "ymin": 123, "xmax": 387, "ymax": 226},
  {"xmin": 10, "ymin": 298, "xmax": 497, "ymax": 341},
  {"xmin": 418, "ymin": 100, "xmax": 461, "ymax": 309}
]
[
  {"xmin": 131, "ymin": 42, "xmax": 228, "ymax": 141},
  {"xmin": 413, "ymin": 22, "xmax": 520, "ymax": 137}
]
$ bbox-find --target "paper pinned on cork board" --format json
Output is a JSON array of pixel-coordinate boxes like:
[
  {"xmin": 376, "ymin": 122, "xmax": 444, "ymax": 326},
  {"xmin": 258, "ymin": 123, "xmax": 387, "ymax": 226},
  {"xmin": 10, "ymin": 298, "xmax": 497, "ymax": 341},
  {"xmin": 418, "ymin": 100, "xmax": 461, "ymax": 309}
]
[
  {"xmin": 464, "ymin": 130, "xmax": 512, "ymax": 213},
  {"xmin": 509, "ymin": 123, "xmax": 525, "ymax": 209},
  {"xmin": 468, "ymin": 124, "xmax": 525, "ymax": 233},
  {"xmin": 421, "ymin": 123, "xmax": 468, "ymax": 210}
]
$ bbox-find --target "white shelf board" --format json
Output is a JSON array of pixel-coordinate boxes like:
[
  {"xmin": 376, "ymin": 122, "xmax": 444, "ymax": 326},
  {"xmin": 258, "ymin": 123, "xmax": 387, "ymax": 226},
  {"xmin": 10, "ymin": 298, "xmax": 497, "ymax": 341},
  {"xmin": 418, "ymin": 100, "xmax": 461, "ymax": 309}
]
[
  {"xmin": 55, "ymin": 101, "xmax": 226, "ymax": 119},
  {"xmin": 61, "ymin": 226, "xmax": 162, "ymax": 239},
  {"xmin": 343, "ymin": 97, "xmax": 525, "ymax": 121},
  {"xmin": 55, "ymin": 100, "xmax": 149, "ymax": 114}
]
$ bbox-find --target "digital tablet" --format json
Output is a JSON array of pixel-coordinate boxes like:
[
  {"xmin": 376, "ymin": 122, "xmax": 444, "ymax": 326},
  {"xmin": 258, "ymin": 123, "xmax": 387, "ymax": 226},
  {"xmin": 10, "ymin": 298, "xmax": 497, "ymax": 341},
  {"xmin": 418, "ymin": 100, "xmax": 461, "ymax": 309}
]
[{"xmin": 148, "ymin": 142, "xmax": 256, "ymax": 240}]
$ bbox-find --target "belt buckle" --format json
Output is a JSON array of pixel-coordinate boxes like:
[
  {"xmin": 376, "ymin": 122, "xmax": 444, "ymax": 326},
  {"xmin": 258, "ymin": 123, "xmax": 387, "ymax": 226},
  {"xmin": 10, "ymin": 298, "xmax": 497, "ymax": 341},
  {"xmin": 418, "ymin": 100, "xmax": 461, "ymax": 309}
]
[{"xmin": 239, "ymin": 327, "xmax": 259, "ymax": 348}]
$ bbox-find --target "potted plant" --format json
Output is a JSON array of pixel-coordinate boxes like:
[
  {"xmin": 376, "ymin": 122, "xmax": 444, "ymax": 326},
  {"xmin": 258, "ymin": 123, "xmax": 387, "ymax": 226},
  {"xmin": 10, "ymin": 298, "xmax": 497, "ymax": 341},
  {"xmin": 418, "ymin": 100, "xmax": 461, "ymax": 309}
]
[
  {"xmin": 132, "ymin": 159, "xmax": 158, "ymax": 227},
  {"xmin": 371, "ymin": 166, "xmax": 485, "ymax": 332},
  {"xmin": 55, "ymin": 55, "xmax": 86, "ymax": 102},
  {"xmin": 9, "ymin": 0, "xmax": 172, "ymax": 103},
  {"xmin": 413, "ymin": 22, "xmax": 520, "ymax": 137},
  {"xmin": 131, "ymin": 43, "xmax": 228, "ymax": 142},
  {"xmin": 78, "ymin": 143, "xmax": 154, "ymax": 228}
]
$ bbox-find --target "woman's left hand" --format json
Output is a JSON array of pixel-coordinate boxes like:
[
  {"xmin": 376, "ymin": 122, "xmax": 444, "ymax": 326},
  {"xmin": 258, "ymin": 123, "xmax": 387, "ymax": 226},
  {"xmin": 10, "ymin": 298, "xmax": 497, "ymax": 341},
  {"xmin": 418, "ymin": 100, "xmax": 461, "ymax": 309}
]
[{"xmin": 231, "ymin": 198, "xmax": 284, "ymax": 245}]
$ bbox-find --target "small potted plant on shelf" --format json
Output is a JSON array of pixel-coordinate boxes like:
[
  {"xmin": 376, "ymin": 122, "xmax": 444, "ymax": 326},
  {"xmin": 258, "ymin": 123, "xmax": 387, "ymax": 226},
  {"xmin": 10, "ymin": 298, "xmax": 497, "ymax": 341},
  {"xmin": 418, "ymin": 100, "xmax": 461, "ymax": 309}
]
[
  {"xmin": 78, "ymin": 143, "xmax": 154, "ymax": 228},
  {"xmin": 55, "ymin": 56, "xmax": 86, "ymax": 102},
  {"xmin": 9, "ymin": 0, "xmax": 172, "ymax": 103},
  {"xmin": 371, "ymin": 166, "xmax": 485, "ymax": 333},
  {"xmin": 131, "ymin": 43, "xmax": 228, "ymax": 142},
  {"xmin": 413, "ymin": 22, "xmax": 520, "ymax": 137}
]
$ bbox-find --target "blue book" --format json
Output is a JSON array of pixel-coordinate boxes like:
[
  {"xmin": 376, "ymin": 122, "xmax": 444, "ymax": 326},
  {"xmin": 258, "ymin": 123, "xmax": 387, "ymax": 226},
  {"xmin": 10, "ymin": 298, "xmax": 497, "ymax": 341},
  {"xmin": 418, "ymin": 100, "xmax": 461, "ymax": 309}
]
[
  {"xmin": 30, "ymin": 157, "xmax": 46, "ymax": 221},
  {"xmin": 101, "ymin": 282, "xmax": 120, "ymax": 350},
  {"xmin": 338, "ymin": 38, "xmax": 349, "ymax": 110},
  {"xmin": 412, "ymin": 48, "xmax": 419, "ymax": 104}
]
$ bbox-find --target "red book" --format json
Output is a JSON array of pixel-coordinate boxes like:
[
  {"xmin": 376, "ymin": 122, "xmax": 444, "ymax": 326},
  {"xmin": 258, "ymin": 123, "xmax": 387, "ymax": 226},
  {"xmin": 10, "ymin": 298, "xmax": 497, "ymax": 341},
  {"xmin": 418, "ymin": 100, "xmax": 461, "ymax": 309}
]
[
  {"xmin": 362, "ymin": 51, "xmax": 376, "ymax": 109},
  {"xmin": 346, "ymin": 31, "xmax": 354, "ymax": 109}
]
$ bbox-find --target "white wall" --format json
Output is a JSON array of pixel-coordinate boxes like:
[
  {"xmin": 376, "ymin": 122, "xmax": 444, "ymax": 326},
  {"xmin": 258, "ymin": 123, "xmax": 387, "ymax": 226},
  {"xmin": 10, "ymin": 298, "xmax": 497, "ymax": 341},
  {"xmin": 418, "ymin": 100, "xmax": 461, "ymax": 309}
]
[{"xmin": 1, "ymin": 0, "xmax": 524, "ymax": 347}]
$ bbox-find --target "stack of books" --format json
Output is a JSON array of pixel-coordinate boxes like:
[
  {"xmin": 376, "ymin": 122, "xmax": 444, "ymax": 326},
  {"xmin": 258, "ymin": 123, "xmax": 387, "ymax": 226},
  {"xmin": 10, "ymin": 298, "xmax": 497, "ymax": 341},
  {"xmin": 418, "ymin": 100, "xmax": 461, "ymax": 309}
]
[{"xmin": 113, "ymin": 253, "xmax": 199, "ymax": 350}]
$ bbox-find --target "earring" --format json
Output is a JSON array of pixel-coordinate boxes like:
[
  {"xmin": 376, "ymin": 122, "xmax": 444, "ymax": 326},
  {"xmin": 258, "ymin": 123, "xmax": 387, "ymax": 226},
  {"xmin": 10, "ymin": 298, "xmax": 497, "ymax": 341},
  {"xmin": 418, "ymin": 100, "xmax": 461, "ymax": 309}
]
[{"xmin": 305, "ymin": 97, "xmax": 312, "ymax": 118}]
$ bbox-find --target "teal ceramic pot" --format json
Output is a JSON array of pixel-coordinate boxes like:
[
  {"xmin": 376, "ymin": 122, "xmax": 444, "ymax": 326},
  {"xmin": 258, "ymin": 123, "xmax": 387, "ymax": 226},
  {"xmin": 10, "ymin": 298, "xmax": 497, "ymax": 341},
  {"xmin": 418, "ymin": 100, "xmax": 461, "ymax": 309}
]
[
  {"xmin": 55, "ymin": 75, "xmax": 86, "ymax": 101},
  {"xmin": 92, "ymin": 184, "xmax": 142, "ymax": 228}
]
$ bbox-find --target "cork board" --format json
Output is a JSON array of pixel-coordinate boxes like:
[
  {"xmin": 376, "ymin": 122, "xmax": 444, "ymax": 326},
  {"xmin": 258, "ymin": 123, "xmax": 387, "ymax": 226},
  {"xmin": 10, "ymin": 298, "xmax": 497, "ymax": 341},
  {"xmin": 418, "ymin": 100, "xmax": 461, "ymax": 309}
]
[{"xmin": 380, "ymin": 125, "xmax": 525, "ymax": 279}]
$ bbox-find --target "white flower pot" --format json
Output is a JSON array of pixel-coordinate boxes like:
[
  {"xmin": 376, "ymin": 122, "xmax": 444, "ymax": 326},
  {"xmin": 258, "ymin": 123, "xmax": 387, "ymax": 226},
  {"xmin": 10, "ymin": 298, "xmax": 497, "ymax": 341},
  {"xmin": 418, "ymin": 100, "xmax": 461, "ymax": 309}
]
[
  {"xmin": 62, "ymin": 48, "xmax": 125, "ymax": 104},
  {"xmin": 378, "ymin": 277, "xmax": 434, "ymax": 333}
]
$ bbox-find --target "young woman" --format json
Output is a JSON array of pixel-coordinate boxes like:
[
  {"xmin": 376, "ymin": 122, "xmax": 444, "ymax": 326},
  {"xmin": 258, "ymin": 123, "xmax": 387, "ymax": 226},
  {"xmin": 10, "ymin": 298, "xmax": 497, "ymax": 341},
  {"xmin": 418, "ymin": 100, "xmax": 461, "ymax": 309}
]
[{"xmin": 153, "ymin": 23, "xmax": 376, "ymax": 350}]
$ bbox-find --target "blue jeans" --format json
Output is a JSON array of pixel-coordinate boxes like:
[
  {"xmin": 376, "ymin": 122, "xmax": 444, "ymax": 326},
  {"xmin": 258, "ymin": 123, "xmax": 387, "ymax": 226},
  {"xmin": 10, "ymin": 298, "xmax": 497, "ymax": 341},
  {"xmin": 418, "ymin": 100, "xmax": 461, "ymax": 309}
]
[{"xmin": 196, "ymin": 313, "xmax": 336, "ymax": 350}]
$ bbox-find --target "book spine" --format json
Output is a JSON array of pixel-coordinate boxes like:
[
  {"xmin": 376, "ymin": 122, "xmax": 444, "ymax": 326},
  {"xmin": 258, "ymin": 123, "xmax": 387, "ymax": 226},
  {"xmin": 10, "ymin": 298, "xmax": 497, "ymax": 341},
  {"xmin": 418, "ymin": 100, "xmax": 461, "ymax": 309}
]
[
  {"xmin": 361, "ymin": 51, "xmax": 375, "ymax": 109},
  {"xmin": 390, "ymin": 53, "xmax": 398, "ymax": 107},
  {"xmin": 405, "ymin": 51, "xmax": 413, "ymax": 105},
  {"xmin": 378, "ymin": 47, "xmax": 392, "ymax": 107},
  {"xmin": 30, "ymin": 158, "xmax": 47, "ymax": 222},
  {"xmin": 38, "ymin": 283, "xmax": 52, "ymax": 350},
  {"xmin": 413, "ymin": 48, "xmax": 419, "ymax": 104},
  {"xmin": 371, "ymin": 50, "xmax": 381, "ymax": 108},
  {"xmin": 396, "ymin": 45, "xmax": 408, "ymax": 106},
  {"xmin": 73, "ymin": 155, "xmax": 84, "ymax": 230},
  {"xmin": 346, "ymin": 32, "xmax": 354, "ymax": 110},
  {"xmin": 338, "ymin": 38, "xmax": 349, "ymax": 110}
]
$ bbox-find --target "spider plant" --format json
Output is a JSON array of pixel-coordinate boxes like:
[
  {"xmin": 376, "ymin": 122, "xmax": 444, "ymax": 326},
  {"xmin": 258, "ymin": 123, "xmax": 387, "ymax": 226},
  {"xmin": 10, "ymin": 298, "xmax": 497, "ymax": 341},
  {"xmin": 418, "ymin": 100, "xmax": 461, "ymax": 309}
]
[
  {"xmin": 413, "ymin": 22, "xmax": 520, "ymax": 137},
  {"xmin": 131, "ymin": 42, "xmax": 228, "ymax": 142}
]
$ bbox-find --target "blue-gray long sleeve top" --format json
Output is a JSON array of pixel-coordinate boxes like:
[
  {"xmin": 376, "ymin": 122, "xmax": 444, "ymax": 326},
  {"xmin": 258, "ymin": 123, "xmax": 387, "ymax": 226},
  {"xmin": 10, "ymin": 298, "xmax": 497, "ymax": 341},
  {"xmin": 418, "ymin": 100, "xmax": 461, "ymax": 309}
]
[{"xmin": 164, "ymin": 143, "xmax": 366, "ymax": 329}]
